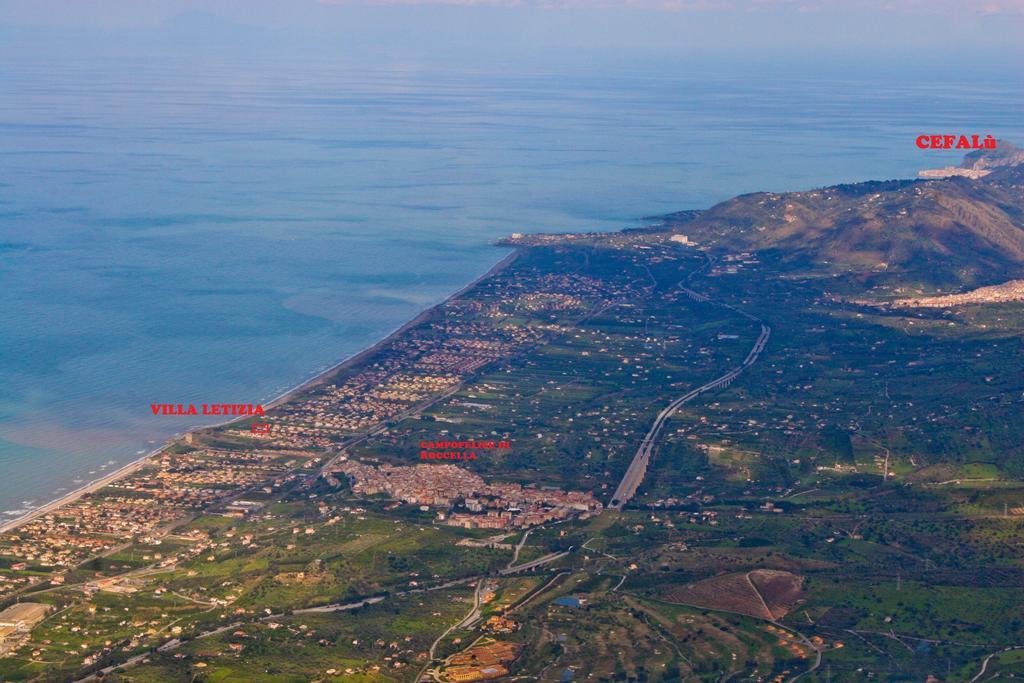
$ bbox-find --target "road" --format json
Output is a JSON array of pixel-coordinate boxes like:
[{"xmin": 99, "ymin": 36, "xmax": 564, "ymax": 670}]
[
  {"xmin": 507, "ymin": 529, "xmax": 531, "ymax": 568},
  {"xmin": 80, "ymin": 544, "xmax": 576, "ymax": 682},
  {"xmin": 416, "ymin": 578, "xmax": 485, "ymax": 683},
  {"xmin": 610, "ymin": 320, "xmax": 770, "ymax": 509},
  {"xmin": 498, "ymin": 549, "xmax": 571, "ymax": 576},
  {"xmin": 970, "ymin": 645, "xmax": 1024, "ymax": 682},
  {"xmin": 785, "ymin": 623, "xmax": 823, "ymax": 682},
  {"xmin": 76, "ymin": 575, "xmax": 483, "ymax": 682},
  {"xmin": 74, "ymin": 621, "xmax": 240, "ymax": 682}
]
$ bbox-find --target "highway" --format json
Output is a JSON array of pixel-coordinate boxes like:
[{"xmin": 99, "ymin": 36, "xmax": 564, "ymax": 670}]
[
  {"xmin": 498, "ymin": 548, "xmax": 572, "ymax": 576},
  {"xmin": 609, "ymin": 284, "xmax": 771, "ymax": 510}
]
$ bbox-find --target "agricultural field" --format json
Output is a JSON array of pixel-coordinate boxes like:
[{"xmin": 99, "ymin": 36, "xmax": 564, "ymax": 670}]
[
  {"xmin": 661, "ymin": 569, "xmax": 803, "ymax": 621},
  {"xmin": 346, "ymin": 245, "xmax": 756, "ymax": 497},
  {"xmin": 0, "ymin": 489, "xmax": 519, "ymax": 682},
  {"xmin": 7, "ymin": 226, "xmax": 1024, "ymax": 681}
]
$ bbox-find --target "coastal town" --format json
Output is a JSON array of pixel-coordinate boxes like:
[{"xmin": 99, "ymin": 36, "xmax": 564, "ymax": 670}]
[
  {"xmin": 331, "ymin": 460, "xmax": 602, "ymax": 529},
  {"xmin": 1, "ymin": 171, "xmax": 1022, "ymax": 681},
  {"xmin": 5, "ymin": 0, "xmax": 1023, "ymax": 675},
  {"xmin": 0, "ymin": 447, "xmax": 308, "ymax": 585},
  {"xmin": 229, "ymin": 265, "xmax": 636, "ymax": 452},
  {"xmin": 0, "ymin": 249, "xmax": 634, "ymax": 585},
  {"xmin": 0, "ymin": 245, "xmax": 642, "ymax": 680}
]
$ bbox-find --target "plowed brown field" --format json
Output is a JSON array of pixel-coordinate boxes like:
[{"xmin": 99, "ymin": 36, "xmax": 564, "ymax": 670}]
[{"xmin": 662, "ymin": 569, "xmax": 803, "ymax": 620}]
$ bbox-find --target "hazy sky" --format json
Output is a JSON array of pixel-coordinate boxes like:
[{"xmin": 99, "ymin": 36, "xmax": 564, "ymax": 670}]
[
  {"xmin": 2, "ymin": 0, "xmax": 1022, "ymax": 69},
  {"xmin": 3, "ymin": 0, "xmax": 1023, "ymax": 24}
]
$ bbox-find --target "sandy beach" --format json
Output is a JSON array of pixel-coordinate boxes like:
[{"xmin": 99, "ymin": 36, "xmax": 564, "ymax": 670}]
[
  {"xmin": 0, "ymin": 248, "xmax": 518, "ymax": 536},
  {"xmin": 261, "ymin": 248, "xmax": 519, "ymax": 409}
]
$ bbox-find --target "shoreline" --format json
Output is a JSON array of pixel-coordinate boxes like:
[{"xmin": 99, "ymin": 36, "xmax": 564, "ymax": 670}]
[
  {"xmin": 0, "ymin": 248, "xmax": 519, "ymax": 536},
  {"xmin": 0, "ymin": 444, "xmax": 167, "ymax": 534},
  {"xmin": 261, "ymin": 248, "xmax": 519, "ymax": 410}
]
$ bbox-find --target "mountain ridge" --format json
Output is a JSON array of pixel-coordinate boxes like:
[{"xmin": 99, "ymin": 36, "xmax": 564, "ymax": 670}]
[{"xmin": 659, "ymin": 145, "xmax": 1024, "ymax": 289}]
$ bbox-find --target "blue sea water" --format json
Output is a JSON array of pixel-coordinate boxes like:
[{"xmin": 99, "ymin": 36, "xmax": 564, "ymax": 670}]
[{"xmin": 1, "ymin": 54, "xmax": 1022, "ymax": 515}]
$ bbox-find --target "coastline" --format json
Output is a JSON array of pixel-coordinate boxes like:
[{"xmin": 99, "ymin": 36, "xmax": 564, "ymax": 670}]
[
  {"xmin": 0, "ymin": 248, "xmax": 519, "ymax": 536},
  {"xmin": 261, "ymin": 248, "xmax": 519, "ymax": 410},
  {"xmin": 0, "ymin": 446, "xmax": 164, "ymax": 534}
]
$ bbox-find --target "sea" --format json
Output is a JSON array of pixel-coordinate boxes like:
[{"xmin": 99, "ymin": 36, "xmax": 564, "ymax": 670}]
[{"xmin": 1, "ymin": 52, "xmax": 1022, "ymax": 516}]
